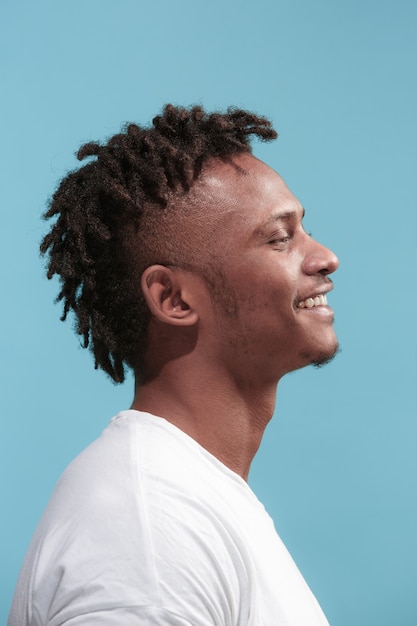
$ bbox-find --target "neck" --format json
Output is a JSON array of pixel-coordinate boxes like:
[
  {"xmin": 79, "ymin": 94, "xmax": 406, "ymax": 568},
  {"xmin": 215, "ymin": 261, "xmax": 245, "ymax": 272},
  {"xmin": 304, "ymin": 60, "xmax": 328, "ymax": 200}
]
[{"xmin": 131, "ymin": 364, "xmax": 279, "ymax": 481}]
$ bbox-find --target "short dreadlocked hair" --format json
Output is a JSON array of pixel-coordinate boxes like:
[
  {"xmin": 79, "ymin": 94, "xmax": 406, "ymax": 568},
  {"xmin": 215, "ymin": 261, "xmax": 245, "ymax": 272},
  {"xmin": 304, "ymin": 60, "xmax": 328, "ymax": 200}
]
[{"xmin": 41, "ymin": 104, "xmax": 278, "ymax": 383}]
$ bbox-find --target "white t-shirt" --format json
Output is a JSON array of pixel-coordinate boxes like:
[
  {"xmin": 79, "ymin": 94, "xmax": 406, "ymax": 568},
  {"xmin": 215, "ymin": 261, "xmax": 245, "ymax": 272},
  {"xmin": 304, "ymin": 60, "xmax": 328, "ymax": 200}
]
[{"xmin": 9, "ymin": 410, "xmax": 329, "ymax": 625}]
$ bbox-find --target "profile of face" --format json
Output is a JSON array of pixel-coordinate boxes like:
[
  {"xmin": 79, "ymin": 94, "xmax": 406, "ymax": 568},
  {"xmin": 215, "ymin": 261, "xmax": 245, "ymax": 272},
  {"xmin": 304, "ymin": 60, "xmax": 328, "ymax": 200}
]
[{"xmin": 185, "ymin": 153, "xmax": 340, "ymax": 382}]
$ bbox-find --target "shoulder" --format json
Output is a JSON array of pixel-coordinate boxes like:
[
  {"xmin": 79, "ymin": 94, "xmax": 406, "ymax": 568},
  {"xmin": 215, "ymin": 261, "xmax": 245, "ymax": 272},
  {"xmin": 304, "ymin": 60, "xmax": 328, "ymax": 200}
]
[{"xmin": 16, "ymin": 411, "xmax": 256, "ymax": 625}]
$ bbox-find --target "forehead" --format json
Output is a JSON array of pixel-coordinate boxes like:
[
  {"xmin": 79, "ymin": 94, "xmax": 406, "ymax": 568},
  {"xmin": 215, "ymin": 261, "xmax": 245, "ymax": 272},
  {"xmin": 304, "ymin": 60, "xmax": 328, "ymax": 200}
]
[{"xmin": 197, "ymin": 153, "xmax": 302, "ymax": 229}]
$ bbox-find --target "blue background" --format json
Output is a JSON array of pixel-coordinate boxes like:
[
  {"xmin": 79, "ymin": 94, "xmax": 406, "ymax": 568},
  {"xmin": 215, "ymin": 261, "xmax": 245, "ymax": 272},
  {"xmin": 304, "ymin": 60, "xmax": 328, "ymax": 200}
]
[{"xmin": 1, "ymin": 1, "xmax": 416, "ymax": 624}]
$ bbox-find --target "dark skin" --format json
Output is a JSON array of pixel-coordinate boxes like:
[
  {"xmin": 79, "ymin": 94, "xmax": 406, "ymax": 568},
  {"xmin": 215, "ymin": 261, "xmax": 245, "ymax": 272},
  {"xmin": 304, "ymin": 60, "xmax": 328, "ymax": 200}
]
[{"xmin": 132, "ymin": 154, "xmax": 339, "ymax": 480}]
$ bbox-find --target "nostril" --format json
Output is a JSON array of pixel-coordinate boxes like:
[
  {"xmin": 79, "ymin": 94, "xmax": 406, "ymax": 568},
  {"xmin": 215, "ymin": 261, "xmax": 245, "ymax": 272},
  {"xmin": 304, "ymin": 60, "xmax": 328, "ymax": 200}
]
[{"xmin": 303, "ymin": 247, "xmax": 339, "ymax": 276}]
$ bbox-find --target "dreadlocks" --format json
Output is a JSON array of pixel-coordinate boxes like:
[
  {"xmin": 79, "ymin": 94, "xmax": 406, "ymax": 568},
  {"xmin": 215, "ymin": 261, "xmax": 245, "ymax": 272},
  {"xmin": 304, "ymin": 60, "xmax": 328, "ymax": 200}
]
[{"xmin": 41, "ymin": 104, "xmax": 278, "ymax": 383}]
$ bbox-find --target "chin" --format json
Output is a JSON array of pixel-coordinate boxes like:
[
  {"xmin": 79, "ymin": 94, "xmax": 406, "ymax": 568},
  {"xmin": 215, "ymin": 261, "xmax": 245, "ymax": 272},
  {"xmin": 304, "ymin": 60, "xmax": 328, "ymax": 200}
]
[
  {"xmin": 311, "ymin": 345, "xmax": 340, "ymax": 368},
  {"xmin": 300, "ymin": 341, "xmax": 340, "ymax": 369}
]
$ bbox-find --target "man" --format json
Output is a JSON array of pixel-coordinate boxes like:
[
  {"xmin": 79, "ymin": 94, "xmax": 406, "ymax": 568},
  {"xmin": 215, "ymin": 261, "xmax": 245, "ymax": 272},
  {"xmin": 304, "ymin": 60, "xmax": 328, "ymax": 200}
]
[{"xmin": 9, "ymin": 104, "xmax": 339, "ymax": 625}]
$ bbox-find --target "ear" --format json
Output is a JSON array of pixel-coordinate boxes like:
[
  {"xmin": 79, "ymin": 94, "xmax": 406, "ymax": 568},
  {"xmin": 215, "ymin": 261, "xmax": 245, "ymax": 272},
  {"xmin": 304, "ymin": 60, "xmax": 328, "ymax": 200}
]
[{"xmin": 141, "ymin": 265, "xmax": 199, "ymax": 326}]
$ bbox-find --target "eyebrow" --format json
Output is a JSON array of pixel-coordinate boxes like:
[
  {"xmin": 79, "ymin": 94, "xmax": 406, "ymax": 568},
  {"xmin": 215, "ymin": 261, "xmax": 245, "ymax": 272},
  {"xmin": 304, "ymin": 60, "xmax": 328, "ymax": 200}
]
[{"xmin": 254, "ymin": 206, "xmax": 305, "ymax": 235}]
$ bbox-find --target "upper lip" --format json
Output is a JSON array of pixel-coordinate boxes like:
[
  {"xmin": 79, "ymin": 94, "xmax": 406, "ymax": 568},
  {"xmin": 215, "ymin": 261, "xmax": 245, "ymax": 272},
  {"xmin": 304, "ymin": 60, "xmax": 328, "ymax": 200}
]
[{"xmin": 297, "ymin": 283, "xmax": 333, "ymax": 304}]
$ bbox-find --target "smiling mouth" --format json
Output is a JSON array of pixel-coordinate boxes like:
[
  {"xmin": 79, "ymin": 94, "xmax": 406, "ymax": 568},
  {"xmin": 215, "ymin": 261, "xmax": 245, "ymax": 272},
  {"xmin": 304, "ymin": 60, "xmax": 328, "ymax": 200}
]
[{"xmin": 298, "ymin": 294, "xmax": 328, "ymax": 309}]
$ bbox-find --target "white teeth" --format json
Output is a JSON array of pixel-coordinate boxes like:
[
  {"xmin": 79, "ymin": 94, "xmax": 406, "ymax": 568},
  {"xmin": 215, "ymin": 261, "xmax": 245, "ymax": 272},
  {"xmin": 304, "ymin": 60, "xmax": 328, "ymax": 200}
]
[{"xmin": 298, "ymin": 294, "xmax": 327, "ymax": 309}]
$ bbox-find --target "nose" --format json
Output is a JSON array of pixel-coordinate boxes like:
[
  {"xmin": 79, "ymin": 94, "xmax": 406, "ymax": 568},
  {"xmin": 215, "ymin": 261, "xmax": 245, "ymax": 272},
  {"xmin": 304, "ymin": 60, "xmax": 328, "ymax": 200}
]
[{"xmin": 302, "ymin": 239, "xmax": 339, "ymax": 276}]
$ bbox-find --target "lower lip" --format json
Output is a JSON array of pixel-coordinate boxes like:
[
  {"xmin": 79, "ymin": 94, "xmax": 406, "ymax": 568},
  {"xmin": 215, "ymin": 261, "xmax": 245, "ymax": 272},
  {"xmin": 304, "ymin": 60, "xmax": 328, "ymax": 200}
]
[{"xmin": 298, "ymin": 305, "xmax": 334, "ymax": 319}]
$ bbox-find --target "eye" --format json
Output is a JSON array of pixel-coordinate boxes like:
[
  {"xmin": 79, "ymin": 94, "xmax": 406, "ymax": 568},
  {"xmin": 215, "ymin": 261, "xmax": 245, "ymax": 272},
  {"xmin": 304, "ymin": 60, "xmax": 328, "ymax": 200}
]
[{"xmin": 268, "ymin": 230, "xmax": 292, "ymax": 248}]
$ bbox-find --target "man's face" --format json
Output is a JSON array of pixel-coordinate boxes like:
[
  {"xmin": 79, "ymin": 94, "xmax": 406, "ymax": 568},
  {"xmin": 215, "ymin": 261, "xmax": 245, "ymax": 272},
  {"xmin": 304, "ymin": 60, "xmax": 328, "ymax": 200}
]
[{"xmin": 190, "ymin": 153, "xmax": 339, "ymax": 382}]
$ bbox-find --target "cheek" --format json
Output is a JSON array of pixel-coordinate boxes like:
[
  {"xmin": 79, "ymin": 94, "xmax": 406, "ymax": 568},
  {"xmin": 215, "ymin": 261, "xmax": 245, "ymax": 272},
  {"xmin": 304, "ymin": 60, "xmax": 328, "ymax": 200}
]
[{"xmin": 219, "ymin": 255, "xmax": 300, "ymax": 315}]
